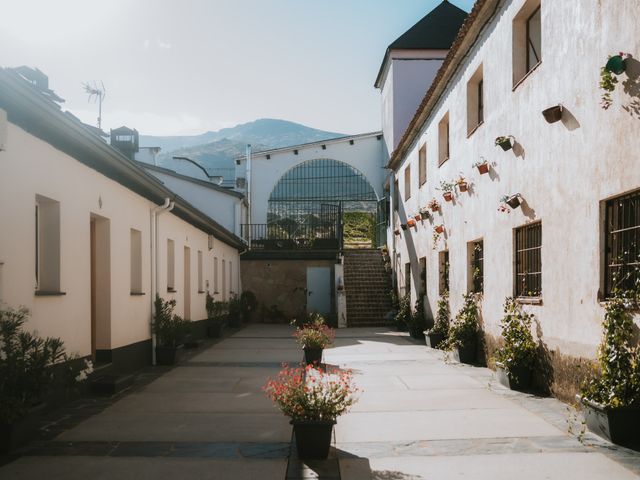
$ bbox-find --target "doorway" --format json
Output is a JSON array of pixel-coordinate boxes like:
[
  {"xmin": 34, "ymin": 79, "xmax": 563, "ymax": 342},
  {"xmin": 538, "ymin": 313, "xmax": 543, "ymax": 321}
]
[
  {"xmin": 184, "ymin": 246, "xmax": 191, "ymax": 320},
  {"xmin": 90, "ymin": 214, "xmax": 111, "ymax": 362},
  {"xmin": 306, "ymin": 266, "xmax": 331, "ymax": 315}
]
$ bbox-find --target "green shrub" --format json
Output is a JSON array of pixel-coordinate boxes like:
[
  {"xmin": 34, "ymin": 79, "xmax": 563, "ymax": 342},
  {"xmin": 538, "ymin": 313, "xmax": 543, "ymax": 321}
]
[
  {"xmin": 494, "ymin": 298, "xmax": 537, "ymax": 374},
  {"xmin": 240, "ymin": 291, "xmax": 258, "ymax": 322},
  {"xmin": 581, "ymin": 295, "xmax": 640, "ymax": 408},
  {"xmin": 153, "ymin": 295, "xmax": 189, "ymax": 347},
  {"xmin": 395, "ymin": 293, "xmax": 411, "ymax": 331},
  {"xmin": 444, "ymin": 293, "xmax": 479, "ymax": 350},
  {"xmin": 408, "ymin": 296, "xmax": 426, "ymax": 335},
  {"xmin": 427, "ymin": 291, "xmax": 450, "ymax": 338},
  {"xmin": 206, "ymin": 293, "xmax": 228, "ymax": 320}
]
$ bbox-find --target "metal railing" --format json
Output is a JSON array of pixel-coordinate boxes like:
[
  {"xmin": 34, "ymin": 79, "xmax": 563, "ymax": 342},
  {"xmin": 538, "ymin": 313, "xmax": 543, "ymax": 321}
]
[{"xmin": 241, "ymin": 223, "xmax": 341, "ymax": 251}]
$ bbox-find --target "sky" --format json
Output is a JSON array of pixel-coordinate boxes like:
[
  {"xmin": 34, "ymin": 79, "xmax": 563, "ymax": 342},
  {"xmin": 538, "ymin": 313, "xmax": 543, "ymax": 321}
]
[{"xmin": 0, "ymin": 0, "xmax": 474, "ymax": 136}]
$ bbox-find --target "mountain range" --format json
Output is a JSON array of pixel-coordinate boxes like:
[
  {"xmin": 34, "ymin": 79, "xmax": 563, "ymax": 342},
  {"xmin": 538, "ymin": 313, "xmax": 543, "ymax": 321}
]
[{"xmin": 139, "ymin": 118, "xmax": 344, "ymax": 179}]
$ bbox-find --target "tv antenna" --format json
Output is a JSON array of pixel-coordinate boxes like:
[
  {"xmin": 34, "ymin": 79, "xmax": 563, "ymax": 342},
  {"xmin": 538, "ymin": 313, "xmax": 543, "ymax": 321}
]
[{"xmin": 83, "ymin": 81, "xmax": 106, "ymax": 130}]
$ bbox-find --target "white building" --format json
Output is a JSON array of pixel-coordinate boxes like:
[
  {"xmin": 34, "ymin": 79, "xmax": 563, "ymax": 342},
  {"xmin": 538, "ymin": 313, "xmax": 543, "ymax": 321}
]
[
  {"xmin": 386, "ymin": 0, "xmax": 639, "ymax": 396},
  {"xmin": 0, "ymin": 68, "xmax": 243, "ymax": 372}
]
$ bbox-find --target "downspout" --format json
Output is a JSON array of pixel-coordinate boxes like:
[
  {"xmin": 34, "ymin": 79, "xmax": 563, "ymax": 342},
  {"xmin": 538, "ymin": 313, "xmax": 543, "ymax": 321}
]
[
  {"xmin": 150, "ymin": 197, "xmax": 174, "ymax": 365},
  {"xmin": 245, "ymin": 144, "xmax": 252, "ymax": 248}
]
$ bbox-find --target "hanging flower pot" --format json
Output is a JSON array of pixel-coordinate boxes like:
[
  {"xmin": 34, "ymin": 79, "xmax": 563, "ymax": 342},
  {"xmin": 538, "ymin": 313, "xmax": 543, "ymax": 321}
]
[
  {"xmin": 407, "ymin": 218, "xmax": 417, "ymax": 228},
  {"xmin": 400, "ymin": 224, "xmax": 408, "ymax": 231},
  {"xmin": 420, "ymin": 210, "xmax": 430, "ymax": 220},
  {"xmin": 477, "ymin": 162, "xmax": 489, "ymax": 174},
  {"xmin": 495, "ymin": 136, "xmax": 513, "ymax": 151},
  {"xmin": 427, "ymin": 199, "xmax": 440, "ymax": 212},
  {"xmin": 542, "ymin": 105, "xmax": 563, "ymax": 123},
  {"xmin": 434, "ymin": 225, "xmax": 445, "ymax": 234},
  {"xmin": 414, "ymin": 214, "xmax": 422, "ymax": 222},
  {"xmin": 443, "ymin": 191, "xmax": 453, "ymax": 202},
  {"xmin": 502, "ymin": 194, "xmax": 521, "ymax": 209},
  {"xmin": 394, "ymin": 228, "xmax": 401, "ymax": 236},
  {"xmin": 457, "ymin": 181, "xmax": 468, "ymax": 192},
  {"xmin": 605, "ymin": 55, "xmax": 627, "ymax": 75}
]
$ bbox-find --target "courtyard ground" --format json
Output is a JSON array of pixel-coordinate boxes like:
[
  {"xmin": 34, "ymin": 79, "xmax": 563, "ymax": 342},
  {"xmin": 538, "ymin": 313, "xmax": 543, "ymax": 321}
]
[{"xmin": 0, "ymin": 324, "xmax": 638, "ymax": 479}]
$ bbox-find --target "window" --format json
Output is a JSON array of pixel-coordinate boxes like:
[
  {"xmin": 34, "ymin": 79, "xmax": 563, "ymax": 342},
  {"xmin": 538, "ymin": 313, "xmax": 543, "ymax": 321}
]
[
  {"xmin": 35, "ymin": 195, "xmax": 61, "ymax": 292},
  {"xmin": 418, "ymin": 144, "xmax": 427, "ymax": 186},
  {"xmin": 130, "ymin": 229, "xmax": 142, "ymax": 294},
  {"xmin": 604, "ymin": 190, "xmax": 640, "ymax": 298},
  {"xmin": 222, "ymin": 259, "xmax": 226, "ymax": 299},
  {"xmin": 466, "ymin": 65, "xmax": 484, "ymax": 134},
  {"xmin": 513, "ymin": 1, "xmax": 541, "ymax": 86},
  {"xmin": 469, "ymin": 240, "xmax": 484, "ymax": 293},
  {"xmin": 167, "ymin": 239, "xmax": 175, "ymax": 291},
  {"xmin": 439, "ymin": 251, "xmax": 449, "ymax": 294},
  {"xmin": 438, "ymin": 113, "xmax": 450, "ymax": 166},
  {"xmin": 404, "ymin": 262, "xmax": 411, "ymax": 297},
  {"xmin": 514, "ymin": 223, "xmax": 542, "ymax": 297},
  {"xmin": 214, "ymin": 256, "xmax": 219, "ymax": 294},
  {"xmin": 197, "ymin": 250, "xmax": 203, "ymax": 293},
  {"xmin": 229, "ymin": 261, "xmax": 234, "ymax": 295},
  {"xmin": 393, "ymin": 178, "xmax": 399, "ymax": 212},
  {"xmin": 404, "ymin": 165, "xmax": 411, "ymax": 201},
  {"xmin": 419, "ymin": 257, "xmax": 426, "ymax": 295}
]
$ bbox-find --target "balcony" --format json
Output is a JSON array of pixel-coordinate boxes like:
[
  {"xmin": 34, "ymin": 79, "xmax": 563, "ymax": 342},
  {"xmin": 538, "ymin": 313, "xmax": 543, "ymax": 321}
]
[{"xmin": 241, "ymin": 223, "xmax": 341, "ymax": 251}]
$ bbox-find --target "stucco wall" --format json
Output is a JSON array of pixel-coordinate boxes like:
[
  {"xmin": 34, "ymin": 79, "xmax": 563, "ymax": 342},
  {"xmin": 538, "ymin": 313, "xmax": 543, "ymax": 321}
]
[
  {"xmin": 389, "ymin": 0, "xmax": 640, "ymax": 359},
  {"xmin": 243, "ymin": 134, "xmax": 387, "ymax": 225},
  {"xmin": 0, "ymin": 122, "xmax": 241, "ymax": 357}
]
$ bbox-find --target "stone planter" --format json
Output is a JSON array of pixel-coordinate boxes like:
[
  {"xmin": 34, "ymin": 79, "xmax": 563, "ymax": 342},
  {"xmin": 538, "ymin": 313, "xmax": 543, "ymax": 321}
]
[
  {"xmin": 495, "ymin": 362, "xmax": 532, "ymax": 391},
  {"xmin": 155, "ymin": 345, "xmax": 180, "ymax": 366},
  {"xmin": 424, "ymin": 331, "xmax": 445, "ymax": 349},
  {"xmin": 451, "ymin": 338, "xmax": 476, "ymax": 364},
  {"xmin": 291, "ymin": 419, "xmax": 336, "ymax": 459},
  {"xmin": 409, "ymin": 327, "xmax": 425, "ymax": 340},
  {"xmin": 303, "ymin": 347, "xmax": 323, "ymax": 365},
  {"xmin": 578, "ymin": 396, "xmax": 640, "ymax": 446}
]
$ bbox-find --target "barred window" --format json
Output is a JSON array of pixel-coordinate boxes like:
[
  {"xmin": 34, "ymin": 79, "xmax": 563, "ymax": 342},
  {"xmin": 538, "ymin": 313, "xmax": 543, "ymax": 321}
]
[
  {"xmin": 515, "ymin": 223, "xmax": 541, "ymax": 297},
  {"xmin": 604, "ymin": 190, "xmax": 640, "ymax": 298},
  {"xmin": 439, "ymin": 251, "xmax": 449, "ymax": 294},
  {"xmin": 470, "ymin": 240, "xmax": 484, "ymax": 293}
]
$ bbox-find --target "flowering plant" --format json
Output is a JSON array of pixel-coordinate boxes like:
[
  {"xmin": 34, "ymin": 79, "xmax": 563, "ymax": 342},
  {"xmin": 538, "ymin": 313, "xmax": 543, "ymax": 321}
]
[
  {"xmin": 472, "ymin": 159, "xmax": 488, "ymax": 168},
  {"xmin": 263, "ymin": 364, "xmax": 359, "ymax": 421},
  {"xmin": 438, "ymin": 180, "xmax": 455, "ymax": 193},
  {"xmin": 427, "ymin": 198, "xmax": 441, "ymax": 211},
  {"xmin": 294, "ymin": 322, "xmax": 335, "ymax": 349}
]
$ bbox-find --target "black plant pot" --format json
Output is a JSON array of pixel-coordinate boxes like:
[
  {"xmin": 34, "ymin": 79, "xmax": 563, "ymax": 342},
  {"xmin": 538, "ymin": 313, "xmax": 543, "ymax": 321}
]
[
  {"xmin": 495, "ymin": 362, "xmax": 532, "ymax": 391},
  {"xmin": 497, "ymin": 138, "xmax": 512, "ymax": 151},
  {"xmin": 155, "ymin": 345, "xmax": 179, "ymax": 366},
  {"xmin": 420, "ymin": 212, "xmax": 429, "ymax": 220},
  {"xmin": 452, "ymin": 339, "xmax": 476, "ymax": 364},
  {"xmin": 292, "ymin": 419, "xmax": 336, "ymax": 459},
  {"xmin": 304, "ymin": 347, "xmax": 323, "ymax": 365},
  {"xmin": 605, "ymin": 55, "xmax": 626, "ymax": 75},
  {"xmin": 506, "ymin": 195, "xmax": 521, "ymax": 209},
  {"xmin": 0, "ymin": 403, "xmax": 46, "ymax": 453},
  {"xmin": 579, "ymin": 396, "xmax": 640, "ymax": 446},
  {"xmin": 207, "ymin": 320, "xmax": 225, "ymax": 338},
  {"xmin": 424, "ymin": 332, "xmax": 445, "ymax": 349},
  {"xmin": 542, "ymin": 105, "xmax": 563, "ymax": 123},
  {"xmin": 401, "ymin": 224, "xmax": 408, "ymax": 231}
]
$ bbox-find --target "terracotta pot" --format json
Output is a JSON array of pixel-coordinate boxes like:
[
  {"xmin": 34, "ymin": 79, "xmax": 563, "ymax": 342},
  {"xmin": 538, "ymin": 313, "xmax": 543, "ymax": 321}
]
[
  {"xmin": 458, "ymin": 182, "xmax": 468, "ymax": 192},
  {"xmin": 430, "ymin": 205, "xmax": 439, "ymax": 212},
  {"xmin": 394, "ymin": 229, "xmax": 400, "ymax": 235},
  {"xmin": 476, "ymin": 163, "xmax": 490, "ymax": 174},
  {"xmin": 407, "ymin": 219, "xmax": 416, "ymax": 227},
  {"xmin": 414, "ymin": 214, "xmax": 422, "ymax": 221},
  {"xmin": 542, "ymin": 105, "xmax": 563, "ymax": 124},
  {"xmin": 435, "ymin": 225, "xmax": 444, "ymax": 234},
  {"xmin": 443, "ymin": 192, "xmax": 453, "ymax": 202}
]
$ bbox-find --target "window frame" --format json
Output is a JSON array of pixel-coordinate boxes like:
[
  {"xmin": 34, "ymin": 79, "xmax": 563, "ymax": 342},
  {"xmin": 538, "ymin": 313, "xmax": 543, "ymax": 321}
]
[
  {"xmin": 514, "ymin": 222, "xmax": 542, "ymax": 299},
  {"xmin": 167, "ymin": 238, "xmax": 176, "ymax": 292},
  {"xmin": 469, "ymin": 239, "xmax": 484, "ymax": 294},
  {"xmin": 526, "ymin": 6, "xmax": 542, "ymax": 73},
  {"xmin": 439, "ymin": 250, "xmax": 449, "ymax": 295},
  {"xmin": 438, "ymin": 113, "xmax": 450, "ymax": 166},
  {"xmin": 404, "ymin": 165, "xmax": 411, "ymax": 201},
  {"xmin": 418, "ymin": 144, "xmax": 427, "ymax": 187}
]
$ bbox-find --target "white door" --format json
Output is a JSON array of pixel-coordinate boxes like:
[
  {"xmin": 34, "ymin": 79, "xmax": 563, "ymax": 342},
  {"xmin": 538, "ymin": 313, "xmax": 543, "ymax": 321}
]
[{"xmin": 307, "ymin": 267, "xmax": 331, "ymax": 315}]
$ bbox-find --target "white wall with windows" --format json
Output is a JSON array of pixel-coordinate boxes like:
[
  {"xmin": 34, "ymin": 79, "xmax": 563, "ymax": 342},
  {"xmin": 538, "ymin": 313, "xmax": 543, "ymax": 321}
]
[{"xmin": 388, "ymin": 0, "xmax": 640, "ymax": 358}]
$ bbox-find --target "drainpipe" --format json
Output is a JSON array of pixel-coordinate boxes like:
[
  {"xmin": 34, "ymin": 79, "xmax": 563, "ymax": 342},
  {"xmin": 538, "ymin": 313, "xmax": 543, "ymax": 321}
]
[
  {"xmin": 150, "ymin": 198, "xmax": 174, "ymax": 365},
  {"xmin": 245, "ymin": 144, "xmax": 252, "ymax": 248}
]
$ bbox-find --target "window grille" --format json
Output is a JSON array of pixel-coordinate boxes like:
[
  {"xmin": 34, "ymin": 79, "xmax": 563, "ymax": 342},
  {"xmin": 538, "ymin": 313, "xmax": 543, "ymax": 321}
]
[{"xmin": 514, "ymin": 222, "xmax": 542, "ymax": 297}]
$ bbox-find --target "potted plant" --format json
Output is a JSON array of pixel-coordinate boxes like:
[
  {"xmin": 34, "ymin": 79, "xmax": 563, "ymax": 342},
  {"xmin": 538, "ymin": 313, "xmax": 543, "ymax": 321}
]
[
  {"xmin": 407, "ymin": 218, "xmax": 417, "ymax": 228},
  {"xmin": 501, "ymin": 194, "xmax": 522, "ymax": 209},
  {"xmin": 419, "ymin": 207, "xmax": 430, "ymax": 220},
  {"xmin": 427, "ymin": 198, "xmax": 441, "ymax": 212},
  {"xmin": 395, "ymin": 293, "xmax": 411, "ymax": 332},
  {"xmin": 434, "ymin": 224, "xmax": 445, "ymax": 234},
  {"xmin": 153, "ymin": 294, "xmax": 190, "ymax": 365},
  {"xmin": 455, "ymin": 176, "xmax": 468, "ymax": 192},
  {"xmin": 409, "ymin": 296, "xmax": 426, "ymax": 339},
  {"xmin": 578, "ymin": 294, "xmax": 640, "ymax": 445},
  {"xmin": 542, "ymin": 104, "xmax": 563, "ymax": 123},
  {"xmin": 444, "ymin": 293, "xmax": 479, "ymax": 364},
  {"xmin": 0, "ymin": 305, "xmax": 93, "ymax": 452},
  {"xmin": 600, "ymin": 53, "xmax": 629, "ymax": 109},
  {"xmin": 473, "ymin": 158, "xmax": 490, "ymax": 175},
  {"xmin": 413, "ymin": 213, "xmax": 421, "ymax": 222},
  {"xmin": 293, "ymin": 314, "xmax": 335, "ymax": 365},
  {"xmin": 494, "ymin": 298, "xmax": 537, "ymax": 391},
  {"xmin": 439, "ymin": 181, "xmax": 455, "ymax": 201},
  {"xmin": 263, "ymin": 364, "xmax": 358, "ymax": 459},
  {"xmin": 495, "ymin": 136, "xmax": 514, "ymax": 151},
  {"xmin": 240, "ymin": 290, "xmax": 257, "ymax": 323},
  {"xmin": 400, "ymin": 223, "xmax": 408, "ymax": 231},
  {"xmin": 424, "ymin": 292, "xmax": 449, "ymax": 348},
  {"xmin": 394, "ymin": 228, "xmax": 401, "ymax": 236},
  {"xmin": 206, "ymin": 293, "xmax": 228, "ymax": 337}
]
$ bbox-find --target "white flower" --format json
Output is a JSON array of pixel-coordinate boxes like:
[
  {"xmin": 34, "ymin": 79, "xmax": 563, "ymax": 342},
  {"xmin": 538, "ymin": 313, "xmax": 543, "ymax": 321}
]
[{"xmin": 75, "ymin": 371, "xmax": 87, "ymax": 382}]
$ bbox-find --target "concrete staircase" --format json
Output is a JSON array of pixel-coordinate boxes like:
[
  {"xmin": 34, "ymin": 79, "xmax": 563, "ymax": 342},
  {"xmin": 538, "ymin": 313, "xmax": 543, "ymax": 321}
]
[{"xmin": 343, "ymin": 249, "xmax": 393, "ymax": 327}]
